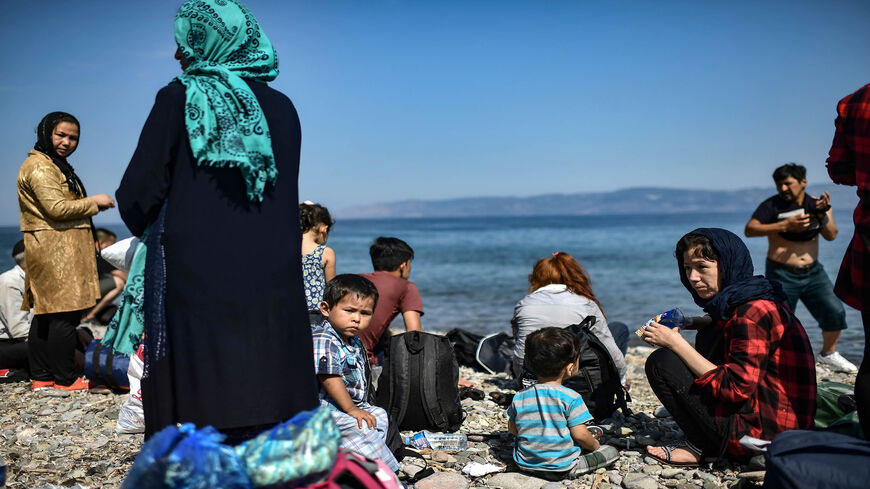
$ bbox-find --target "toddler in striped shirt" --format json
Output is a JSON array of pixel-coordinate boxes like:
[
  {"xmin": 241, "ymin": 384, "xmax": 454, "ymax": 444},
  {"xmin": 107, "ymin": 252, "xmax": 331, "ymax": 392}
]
[{"xmin": 507, "ymin": 327, "xmax": 620, "ymax": 480}]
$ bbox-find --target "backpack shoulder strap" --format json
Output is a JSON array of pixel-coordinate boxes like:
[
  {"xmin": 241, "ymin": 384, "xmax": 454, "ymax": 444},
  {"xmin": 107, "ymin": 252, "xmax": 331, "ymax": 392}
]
[
  {"xmin": 420, "ymin": 334, "xmax": 449, "ymax": 430},
  {"xmin": 388, "ymin": 334, "xmax": 411, "ymax": 426},
  {"xmin": 580, "ymin": 321, "xmax": 632, "ymax": 416}
]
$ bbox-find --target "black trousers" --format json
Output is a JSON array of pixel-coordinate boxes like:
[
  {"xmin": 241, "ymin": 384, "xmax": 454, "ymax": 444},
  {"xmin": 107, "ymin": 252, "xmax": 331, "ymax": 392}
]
[
  {"xmin": 856, "ymin": 311, "xmax": 870, "ymax": 436},
  {"xmin": 0, "ymin": 338, "xmax": 29, "ymax": 370},
  {"xmin": 645, "ymin": 331, "xmax": 729, "ymax": 458},
  {"xmin": 28, "ymin": 311, "xmax": 83, "ymax": 386}
]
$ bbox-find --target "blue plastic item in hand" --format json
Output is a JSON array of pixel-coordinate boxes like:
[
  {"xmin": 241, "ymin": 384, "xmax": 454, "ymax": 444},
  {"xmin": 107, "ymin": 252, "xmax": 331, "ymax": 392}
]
[
  {"xmin": 235, "ymin": 405, "xmax": 341, "ymax": 487},
  {"xmin": 122, "ymin": 424, "xmax": 252, "ymax": 489},
  {"xmin": 635, "ymin": 308, "xmax": 685, "ymax": 337}
]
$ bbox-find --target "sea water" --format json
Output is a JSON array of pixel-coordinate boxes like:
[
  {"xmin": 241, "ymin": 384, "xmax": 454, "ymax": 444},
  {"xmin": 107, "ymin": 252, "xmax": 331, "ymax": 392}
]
[{"xmin": 0, "ymin": 211, "xmax": 863, "ymax": 363}]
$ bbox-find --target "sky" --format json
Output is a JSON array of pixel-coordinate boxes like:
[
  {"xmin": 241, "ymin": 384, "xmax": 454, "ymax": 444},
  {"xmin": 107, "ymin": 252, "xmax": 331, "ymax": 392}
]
[{"xmin": 1, "ymin": 0, "xmax": 869, "ymax": 226}]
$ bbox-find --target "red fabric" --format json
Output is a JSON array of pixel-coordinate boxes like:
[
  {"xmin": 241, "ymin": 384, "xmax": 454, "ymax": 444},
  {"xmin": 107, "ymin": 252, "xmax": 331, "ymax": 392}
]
[
  {"xmin": 826, "ymin": 83, "xmax": 870, "ymax": 310},
  {"xmin": 358, "ymin": 272, "xmax": 423, "ymax": 363},
  {"xmin": 694, "ymin": 300, "xmax": 816, "ymax": 457}
]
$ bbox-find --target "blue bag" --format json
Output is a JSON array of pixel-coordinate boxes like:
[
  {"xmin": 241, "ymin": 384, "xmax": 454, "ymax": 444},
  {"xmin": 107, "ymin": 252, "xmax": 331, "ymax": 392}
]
[
  {"xmin": 83, "ymin": 339, "xmax": 130, "ymax": 391},
  {"xmin": 763, "ymin": 430, "xmax": 870, "ymax": 489},
  {"xmin": 122, "ymin": 424, "xmax": 251, "ymax": 489}
]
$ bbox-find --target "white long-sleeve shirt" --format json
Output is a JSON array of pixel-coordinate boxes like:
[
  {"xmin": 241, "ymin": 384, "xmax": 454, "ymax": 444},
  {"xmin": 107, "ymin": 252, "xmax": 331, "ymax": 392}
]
[
  {"xmin": 0, "ymin": 265, "xmax": 32, "ymax": 339},
  {"xmin": 511, "ymin": 284, "xmax": 627, "ymax": 378}
]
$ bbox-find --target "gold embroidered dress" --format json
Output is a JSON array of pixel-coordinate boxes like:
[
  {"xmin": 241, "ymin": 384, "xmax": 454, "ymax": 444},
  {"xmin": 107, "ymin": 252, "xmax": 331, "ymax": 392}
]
[{"xmin": 17, "ymin": 150, "xmax": 100, "ymax": 315}]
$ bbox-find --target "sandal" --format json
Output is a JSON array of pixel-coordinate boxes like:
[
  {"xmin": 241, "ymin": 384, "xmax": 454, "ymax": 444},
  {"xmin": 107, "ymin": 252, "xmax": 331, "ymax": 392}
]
[
  {"xmin": 489, "ymin": 391, "xmax": 514, "ymax": 407},
  {"xmin": 645, "ymin": 440, "xmax": 703, "ymax": 467}
]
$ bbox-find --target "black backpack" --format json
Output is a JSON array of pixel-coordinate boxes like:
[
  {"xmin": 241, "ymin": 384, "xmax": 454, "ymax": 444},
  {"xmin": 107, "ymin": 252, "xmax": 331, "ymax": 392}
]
[
  {"xmin": 375, "ymin": 331, "xmax": 464, "ymax": 432},
  {"xmin": 523, "ymin": 317, "xmax": 630, "ymax": 421}
]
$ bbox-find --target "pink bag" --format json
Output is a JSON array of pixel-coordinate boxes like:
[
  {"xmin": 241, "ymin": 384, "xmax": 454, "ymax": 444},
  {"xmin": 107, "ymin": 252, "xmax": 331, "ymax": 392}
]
[{"xmin": 296, "ymin": 449, "xmax": 401, "ymax": 489}]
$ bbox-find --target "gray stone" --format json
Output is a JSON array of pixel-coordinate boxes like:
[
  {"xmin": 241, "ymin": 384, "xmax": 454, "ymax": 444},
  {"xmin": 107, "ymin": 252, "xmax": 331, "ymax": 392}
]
[
  {"xmin": 400, "ymin": 463, "xmax": 424, "ymax": 478},
  {"xmin": 540, "ymin": 483, "xmax": 566, "ymax": 489},
  {"xmin": 654, "ymin": 406, "xmax": 671, "ymax": 418},
  {"xmin": 635, "ymin": 435, "xmax": 657, "ymax": 446},
  {"xmin": 599, "ymin": 483, "xmax": 612, "ymax": 489},
  {"xmin": 702, "ymin": 482, "xmax": 718, "ymax": 489},
  {"xmin": 622, "ymin": 473, "xmax": 659, "ymax": 489},
  {"xmin": 606, "ymin": 470, "xmax": 623, "ymax": 486},
  {"xmin": 486, "ymin": 472, "xmax": 548, "ymax": 489},
  {"xmin": 748, "ymin": 455, "xmax": 765, "ymax": 470},
  {"xmin": 432, "ymin": 450, "xmax": 449, "ymax": 463},
  {"xmin": 661, "ymin": 468, "xmax": 685, "ymax": 479},
  {"xmin": 695, "ymin": 471, "xmax": 717, "ymax": 483},
  {"xmin": 642, "ymin": 463, "xmax": 662, "ymax": 475},
  {"xmin": 675, "ymin": 483, "xmax": 701, "ymax": 489},
  {"xmin": 618, "ymin": 426, "xmax": 635, "ymax": 436},
  {"xmin": 415, "ymin": 472, "xmax": 470, "ymax": 489},
  {"xmin": 738, "ymin": 471, "xmax": 765, "ymax": 482}
]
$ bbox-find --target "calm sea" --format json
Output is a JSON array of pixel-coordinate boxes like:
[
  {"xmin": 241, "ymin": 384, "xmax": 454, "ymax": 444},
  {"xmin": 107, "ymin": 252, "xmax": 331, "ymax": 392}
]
[{"xmin": 0, "ymin": 211, "xmax": 864, "ymax": 363}]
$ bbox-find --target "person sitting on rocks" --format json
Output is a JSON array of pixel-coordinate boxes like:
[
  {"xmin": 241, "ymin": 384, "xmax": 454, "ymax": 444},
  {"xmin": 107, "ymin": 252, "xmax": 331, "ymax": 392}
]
[
  {"xmin": 508, "ymin": 327, "xmax": 620, "ymax": 480},
  {"xmin": 0, "ymin": 240, "xmax": 33, "ymax": 378},
  {"xmin": 512, "ymin": 252, "xmax": 629, "ymax": 388},
  {"xmin": 312, "ymin": 274, "xmax": 400, "ymax": 471},
  {"xmin": 642, "ymin": 228, "xmax": 816, "ymax": 465},
  {"xmin": 82, "ymin": 228, "xmax": 127, "ymax": 325}
]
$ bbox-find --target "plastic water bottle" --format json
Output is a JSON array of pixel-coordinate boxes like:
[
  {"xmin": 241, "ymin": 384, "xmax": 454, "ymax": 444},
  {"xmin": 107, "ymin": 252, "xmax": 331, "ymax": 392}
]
[{"xmin": 403, "ymin": 431, "xmax": 468, "ymax": 451}]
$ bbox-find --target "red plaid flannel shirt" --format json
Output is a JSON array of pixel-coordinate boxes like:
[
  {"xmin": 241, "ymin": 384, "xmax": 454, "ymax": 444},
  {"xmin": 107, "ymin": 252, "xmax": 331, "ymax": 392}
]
[
  {"xmin": 694, "ymin": 300, "xmax": 816, "ymax": 457},
  {"xmin": 826, "ymin": 83, "xmax": 870, "ymax": 310}
]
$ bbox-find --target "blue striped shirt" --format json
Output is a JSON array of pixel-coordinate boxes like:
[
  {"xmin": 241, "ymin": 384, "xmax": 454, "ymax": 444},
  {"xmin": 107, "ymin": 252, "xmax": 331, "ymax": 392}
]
[{"xmin": 507, "ymin": 384, "xmax": 592, "ymax": 472}]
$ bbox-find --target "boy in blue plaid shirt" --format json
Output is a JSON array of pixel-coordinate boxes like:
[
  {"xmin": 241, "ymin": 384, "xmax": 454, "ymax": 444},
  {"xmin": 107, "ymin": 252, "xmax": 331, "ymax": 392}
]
[{"xmin": 312, "ymin": 274, "xmax": 399, "ymax": 471}]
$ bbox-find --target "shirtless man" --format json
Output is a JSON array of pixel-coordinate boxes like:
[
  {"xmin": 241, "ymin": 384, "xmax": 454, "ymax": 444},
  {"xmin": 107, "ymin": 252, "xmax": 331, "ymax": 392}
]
[{"xmin": 745, "ymin": 163, "xmax": 857, "ymax": 373}]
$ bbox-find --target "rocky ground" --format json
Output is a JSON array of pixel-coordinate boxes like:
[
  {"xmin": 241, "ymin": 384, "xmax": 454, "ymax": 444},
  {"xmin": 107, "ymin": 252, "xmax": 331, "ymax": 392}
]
[{"xmin": 0, "ymin": 346, "xmax": 856, "ymax": 489}]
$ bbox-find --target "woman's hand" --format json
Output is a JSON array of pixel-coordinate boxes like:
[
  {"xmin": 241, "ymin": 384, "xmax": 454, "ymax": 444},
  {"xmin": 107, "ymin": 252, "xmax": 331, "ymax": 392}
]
[
  {"xmin": 91, "ymin": 194, "xmax": 115, "ymax": 211},
  {"xmin": 642, "ymin": 321, "xmax": 685, "ymax": 350}
]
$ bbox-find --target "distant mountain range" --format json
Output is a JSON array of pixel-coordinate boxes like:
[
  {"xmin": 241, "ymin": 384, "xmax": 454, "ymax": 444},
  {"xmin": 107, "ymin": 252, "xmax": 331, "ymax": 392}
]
[{"xmin": 336, "ymin": 184, "xmax": 861, "ymax": 219}]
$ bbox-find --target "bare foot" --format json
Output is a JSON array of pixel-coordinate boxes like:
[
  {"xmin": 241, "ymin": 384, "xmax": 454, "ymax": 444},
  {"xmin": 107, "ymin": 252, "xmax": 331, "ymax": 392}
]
[{"xmin": 646, "ymin": 444, "xmax": 700, "ymax": 464}]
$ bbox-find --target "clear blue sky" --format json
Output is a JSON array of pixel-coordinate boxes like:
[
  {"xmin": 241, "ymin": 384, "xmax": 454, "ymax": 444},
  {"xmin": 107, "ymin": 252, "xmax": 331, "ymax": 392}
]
[{"xmin": 2, "ymin": 1, "xmax": 869, "ymax": 226}]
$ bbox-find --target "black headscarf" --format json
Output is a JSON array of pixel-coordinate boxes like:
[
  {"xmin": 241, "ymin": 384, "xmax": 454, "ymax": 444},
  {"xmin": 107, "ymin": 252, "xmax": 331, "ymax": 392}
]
[
  {"xmin": 33, "ymin": 112, "xmax": 87, "ymax": 197},
  {"xmin": 677, "ymin": 228, "xmax": 786, "ymax": 322}
]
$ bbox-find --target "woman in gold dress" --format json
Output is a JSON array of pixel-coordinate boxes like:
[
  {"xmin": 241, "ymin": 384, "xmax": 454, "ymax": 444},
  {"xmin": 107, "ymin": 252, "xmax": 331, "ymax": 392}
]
[{"xmin": 17, "ymin": 112, "xmax": 115, "ymax": 390}]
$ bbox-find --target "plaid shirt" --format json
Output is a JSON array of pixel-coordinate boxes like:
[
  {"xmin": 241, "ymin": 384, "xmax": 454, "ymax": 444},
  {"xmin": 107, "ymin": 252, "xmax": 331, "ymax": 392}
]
[
  {"xmin": 826, "ymin": 83, "xmax": 870, "ymax": 310},
  {"xmin": 694, "ymin": 300, "xmax": 816, "ymax": 457},
  {"xmin": 312, "ymin": 321, "xmax": 368, "ymax": 407}
]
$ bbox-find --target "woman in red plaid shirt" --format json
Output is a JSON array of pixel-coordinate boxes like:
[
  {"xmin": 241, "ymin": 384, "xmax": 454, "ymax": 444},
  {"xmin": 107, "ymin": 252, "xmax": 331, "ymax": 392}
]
[{"xmin": 641, "ymin": 228, "xmax": 816, "ymax": 466}]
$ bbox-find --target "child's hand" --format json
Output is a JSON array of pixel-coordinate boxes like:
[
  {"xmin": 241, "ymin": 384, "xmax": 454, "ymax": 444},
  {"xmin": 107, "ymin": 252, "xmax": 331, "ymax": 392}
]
[{"xmin": 348, "ymin": 407, "xmax": 377, "ymax": 430}]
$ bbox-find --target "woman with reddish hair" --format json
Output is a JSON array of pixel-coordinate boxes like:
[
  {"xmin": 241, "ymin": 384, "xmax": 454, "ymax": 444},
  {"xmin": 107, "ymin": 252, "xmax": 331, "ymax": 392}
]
[{"xmin": 512, "ymin": 252, "xmax": 628, "ymax": 387}]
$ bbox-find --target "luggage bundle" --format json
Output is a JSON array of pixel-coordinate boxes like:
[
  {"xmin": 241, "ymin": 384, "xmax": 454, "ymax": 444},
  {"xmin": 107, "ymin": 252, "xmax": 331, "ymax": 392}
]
[
  {"xmin": 83, "ymin": 339, "xmax": 131, "ymax": 392},
  {"xmin": 121, "ymin": 406, "xmax": 403, "ymax": 489}
]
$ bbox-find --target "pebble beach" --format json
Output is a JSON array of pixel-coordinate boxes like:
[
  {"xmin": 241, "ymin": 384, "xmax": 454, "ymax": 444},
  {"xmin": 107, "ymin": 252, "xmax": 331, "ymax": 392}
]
[{"xmin": 0, "ymin": 345, "xmax": 856, "ymax": 489}]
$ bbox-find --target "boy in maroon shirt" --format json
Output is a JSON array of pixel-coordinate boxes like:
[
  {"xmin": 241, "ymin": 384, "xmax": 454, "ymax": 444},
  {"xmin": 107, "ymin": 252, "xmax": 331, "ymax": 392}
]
[{"xmin": 359, "ymin": 237, "xmax": 424, "ymax": 365}]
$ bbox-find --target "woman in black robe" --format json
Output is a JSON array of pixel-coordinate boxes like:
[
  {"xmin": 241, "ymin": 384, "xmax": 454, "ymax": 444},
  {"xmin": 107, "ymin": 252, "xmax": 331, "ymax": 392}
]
[{"xmin": 116, "ymin": 0, "xmax": 317, "ymax": 442}]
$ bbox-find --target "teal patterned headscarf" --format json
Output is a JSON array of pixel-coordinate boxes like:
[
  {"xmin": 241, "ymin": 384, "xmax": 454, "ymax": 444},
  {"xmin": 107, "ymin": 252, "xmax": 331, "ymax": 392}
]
[{"xmin": 174, "ymin": 0, "xmax": 279, "ymax": 202}]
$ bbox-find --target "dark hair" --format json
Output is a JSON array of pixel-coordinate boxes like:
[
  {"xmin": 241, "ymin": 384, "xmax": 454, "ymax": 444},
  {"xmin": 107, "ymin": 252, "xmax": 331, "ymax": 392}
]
[
  {"xmin": 299, "ymin": 202, "xmax": 333, "ymax": 233},
  {"xmin": 528, "ymin": 252, "xmax": 604, "ymax": 316},
  {"xmin": 322, "ymin": 274, "xmax": 379, "ymax": 309},
  {"xmin": 95, "ymin": 228, "xmax": 116, "ymax": 241},
  {"xmin": 12, "ymin": 239, "xmax": 25, "ymax": 258},
  {"xmin": 675, "ymin": 233, "xmax": 719, "ymax": 262},
  {"xmin": 772, "ymin": 163, "xmax": 806, "ymax": 183},
  {"xmin": 526, "ymin": 327, "xmax": 581, "ymax": 378},
  {"xmin": 369, "ymin": 237, "xmax": 414, "ymax": 272}
]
